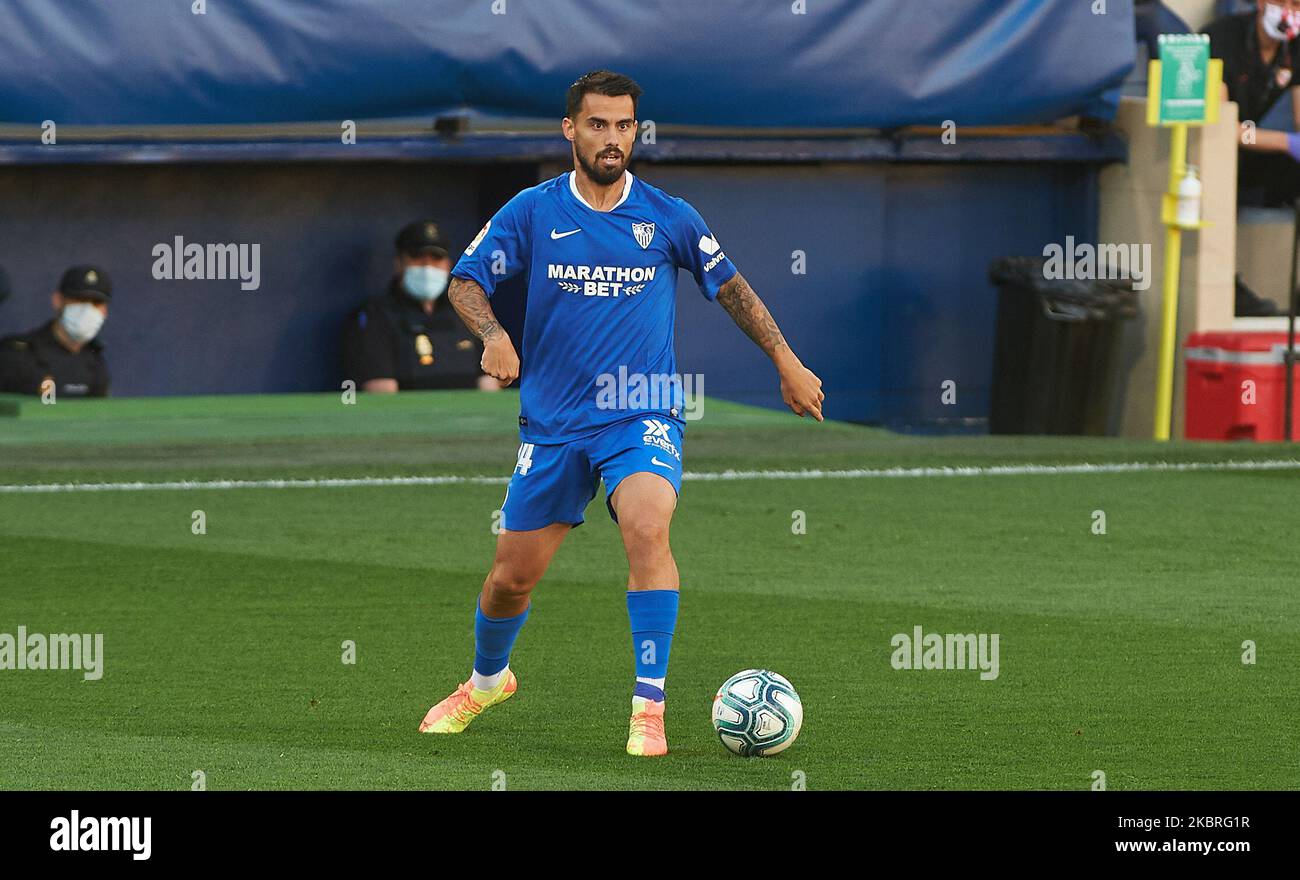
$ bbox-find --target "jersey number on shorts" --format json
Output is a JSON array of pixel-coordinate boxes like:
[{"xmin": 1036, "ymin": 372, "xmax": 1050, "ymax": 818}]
[{"xmin": 514, "ymin": 443, "xmax": 535, "ymax": 476}]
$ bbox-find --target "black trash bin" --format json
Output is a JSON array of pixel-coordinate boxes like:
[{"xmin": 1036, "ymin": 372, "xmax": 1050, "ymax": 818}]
[{"xmin": 988, "ymin": 256, "xmax": 1139, "ymax": 435}]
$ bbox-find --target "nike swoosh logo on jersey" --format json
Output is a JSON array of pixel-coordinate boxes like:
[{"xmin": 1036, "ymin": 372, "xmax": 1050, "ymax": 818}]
[
  {"xmin": 550, "ymin": 228, "xmax": 581, "ymax": 240},
  {"xmin": 651, "ymin": 456, "xmax": 675, "ymax": 470}
]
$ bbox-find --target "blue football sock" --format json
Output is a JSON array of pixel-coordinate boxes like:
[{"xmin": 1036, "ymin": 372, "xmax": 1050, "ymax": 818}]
[
  {"xmin": 627, "ymin": 589, "xmax": 678, "ymax": 702},
  {"xmin": 473, "ymin": 599, "xmax": 530, "ymax": 679}
]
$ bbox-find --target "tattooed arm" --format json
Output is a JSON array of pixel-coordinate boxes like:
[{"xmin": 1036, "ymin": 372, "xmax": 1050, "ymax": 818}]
[
  {"xmin": 448, "ymin": 276, "xmax": 503, "ymax": 342},
  {"xmin": 448, "ymin": 276, "xmax": 520, "ymax": 385},
  {"xmin": 716, "ymin": 272, "xmax": 824, "ymax": 421}
]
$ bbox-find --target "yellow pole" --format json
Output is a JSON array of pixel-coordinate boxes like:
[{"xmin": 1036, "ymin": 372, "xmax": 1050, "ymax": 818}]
[{"xmin": 1153, "ymin": 124, "xmax": 1188, "ymax": 441}]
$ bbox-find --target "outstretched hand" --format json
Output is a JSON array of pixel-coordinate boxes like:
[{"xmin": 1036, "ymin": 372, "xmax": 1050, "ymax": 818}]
[{"xmin": 780, "ymin": 361, "xmax": 824, "ymax": 421}]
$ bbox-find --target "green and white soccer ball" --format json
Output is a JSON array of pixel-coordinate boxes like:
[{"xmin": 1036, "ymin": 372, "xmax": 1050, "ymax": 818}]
[{"xmin": 711, "ymin": 669, "xmax": 803, "ymax": 756}]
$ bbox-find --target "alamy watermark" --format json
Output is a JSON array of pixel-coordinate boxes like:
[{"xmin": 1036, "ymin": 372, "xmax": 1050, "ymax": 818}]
[
  {"xmin": 890, "ymin": 625, "xmax": 999, "ymax": 681},
  {"xmin": 0, "ymin": 626, "xmax": 103, "ymax": 680},
  {"xmin": 152, "ymin": 235, "xmax": 261, "ymax": 290},
  {"xmin": 595, "ymin": 365, "xmax": 704, "ymax": 420},
  {"xmin": 1042, "ymin": 236, "xmax": 1151, "ymax": 291},
  {"xmin": 50, "ymin": 811, "xmax": 150, "ymax": 860}
]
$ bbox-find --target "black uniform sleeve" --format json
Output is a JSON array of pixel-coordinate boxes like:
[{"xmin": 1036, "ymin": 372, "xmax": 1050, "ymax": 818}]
[
  {"xmin": 341, "ymin": 302, "xmax": 399, "ymax": 386},
  {"xmin": 1200, "ymin": 16, "xmax": 1242, "ymax": 104},
  {"xmin": 0, "ymin": 339, "xmax": 45, "ymax": 395},
  {"xmin": 91, "ymin": 355, "xmax": 110, "ymax": 398},
  {"xmin": 1201, "ymin": 16, "xmax": 1243, "ymax": 68}
]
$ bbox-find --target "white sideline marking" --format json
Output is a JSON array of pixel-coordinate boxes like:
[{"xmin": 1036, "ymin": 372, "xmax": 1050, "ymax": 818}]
[{"xmin": 1, "ymin": 459, "xmax": 1298, "ymax": 494}]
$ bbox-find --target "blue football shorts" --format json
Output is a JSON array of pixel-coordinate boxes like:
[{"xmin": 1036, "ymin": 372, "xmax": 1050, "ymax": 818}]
[{"xmin": 500, "ymin": 415, "xmax": 684, "ymax": 531}]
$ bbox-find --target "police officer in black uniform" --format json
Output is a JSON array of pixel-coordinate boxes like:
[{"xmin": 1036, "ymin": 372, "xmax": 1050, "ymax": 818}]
[
  {"xmin": 0, "ymin": 266, "xmax": 112, "ymax": 398},
  {"xmin": 342, "ymin": 221, "xmax": 496, "ymax": 393}
]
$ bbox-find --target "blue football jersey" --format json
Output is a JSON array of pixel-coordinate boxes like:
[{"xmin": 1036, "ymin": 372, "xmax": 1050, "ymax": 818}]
[{"xmin": 451, "ymin": 171, "xmax": 737, "ymax": 443}]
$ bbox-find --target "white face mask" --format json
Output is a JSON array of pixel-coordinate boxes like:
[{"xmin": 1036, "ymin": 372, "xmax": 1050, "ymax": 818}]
[
  {"xmin": 59, "ymin": 302, "xmax": 105, "ymax": 344},
  {"xmin": 402, "ymin": 265, "xmax": 450, "ymax": 302},
  {"xmin": 1263, "ymin": 3, "xmax": 1300, "ymax": 41}
]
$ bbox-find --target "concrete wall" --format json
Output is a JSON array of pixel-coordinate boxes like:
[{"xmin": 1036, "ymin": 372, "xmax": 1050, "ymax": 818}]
[
  {"xmin": 0, "ymin": 162, "xmax": 535, "ymax": 397},
  {"xmin": 0, "ymin": 155, "xmax": 1104, "ymax": 428},
  {"xmin": 635, "ymin": 162, "xmax": 1101, "ymax": 430},
  {"xmin": 1165, "ymin": 0, "xmax": 1220, "ymax": 30},
  {"xmin": 1237, "ymin": 212, "xmax": 1296, "ymax": 311}
]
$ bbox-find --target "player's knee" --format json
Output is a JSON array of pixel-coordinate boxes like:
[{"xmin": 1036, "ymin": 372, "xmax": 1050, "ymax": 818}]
[
  {"xmin": 486, "ymin": 564, "xmax": 540, "ymax": 601},
  {"xmin": 621, "ymin": 516, "xmax": 670, "ymax": 554}
]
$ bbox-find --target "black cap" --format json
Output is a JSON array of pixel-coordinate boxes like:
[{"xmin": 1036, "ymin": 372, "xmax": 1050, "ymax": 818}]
[
  {"xmin": 59, "ymin": 265, "xmax": 112, "ymax": 302},
  {"xmin": 395, "ymin": 221, "xmax": 449, "ymax": 258}
]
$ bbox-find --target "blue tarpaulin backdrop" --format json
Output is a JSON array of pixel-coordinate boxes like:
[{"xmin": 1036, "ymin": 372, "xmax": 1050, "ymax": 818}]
[{"xmin": 0, "ymin": 0, "xmax": 1133, "ymax": 129}]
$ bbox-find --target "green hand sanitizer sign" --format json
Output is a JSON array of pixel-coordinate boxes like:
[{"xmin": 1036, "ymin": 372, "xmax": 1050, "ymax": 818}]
[{"xmin": 1157, "ymin": 34, "xmax": 1210, "ymax": 124}]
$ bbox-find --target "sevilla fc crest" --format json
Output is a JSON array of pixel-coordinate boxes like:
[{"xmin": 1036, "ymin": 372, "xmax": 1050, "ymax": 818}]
[{"xmin": 632, "ymin": 221, "xmax": 656, "ymax": 249}]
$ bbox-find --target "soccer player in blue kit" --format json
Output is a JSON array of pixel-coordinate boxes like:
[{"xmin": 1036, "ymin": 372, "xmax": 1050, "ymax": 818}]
[{"xmin": 419, "ymin": 70, "xmax": 824, "ymax": 756}]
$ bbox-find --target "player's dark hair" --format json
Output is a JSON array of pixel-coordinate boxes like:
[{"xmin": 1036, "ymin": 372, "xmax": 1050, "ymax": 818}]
[{"xmin": 565, "ymin": 70, "xmax": 642, "ymax": 120}]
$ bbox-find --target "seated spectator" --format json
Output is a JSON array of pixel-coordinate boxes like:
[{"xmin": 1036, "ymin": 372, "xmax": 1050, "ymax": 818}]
[
  {"xmin": 1205, "ymin": 0, "xmax": 1300, "ymax": 206},
  {"xmin": 342, "ymin": 221, "xmax": 498, "ymax": 393},
  {"xmin": 0, "ymin": 266, "xmax": 112, "ymax": 398}
]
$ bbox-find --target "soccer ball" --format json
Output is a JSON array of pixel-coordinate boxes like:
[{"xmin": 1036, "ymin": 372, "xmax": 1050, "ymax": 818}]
[{"xmin": 711, "ymin": 669, "xmax": 803, "ymax": 756}]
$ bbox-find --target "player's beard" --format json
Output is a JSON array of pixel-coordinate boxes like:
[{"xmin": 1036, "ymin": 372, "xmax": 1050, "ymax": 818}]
[{"xmin": 575, "ymin": 143, "xmax": 630, "ymax": 186}]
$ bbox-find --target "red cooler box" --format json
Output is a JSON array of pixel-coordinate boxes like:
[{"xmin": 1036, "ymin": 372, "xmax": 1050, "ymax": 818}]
[{"xmin": 1185, "ymin": 331, "xmax": 1300, "ymax": 441}]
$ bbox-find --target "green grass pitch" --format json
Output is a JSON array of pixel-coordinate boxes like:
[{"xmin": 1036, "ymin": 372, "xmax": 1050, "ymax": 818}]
[{"xmin": 1, "ymin": 391, "xmax": 1297, "ymax": 790}]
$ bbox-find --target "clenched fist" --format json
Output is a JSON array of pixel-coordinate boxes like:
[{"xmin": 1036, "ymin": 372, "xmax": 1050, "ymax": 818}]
[{"xmin": 481, "ymin": 334, "xmax": 520, "ymax": 386}]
